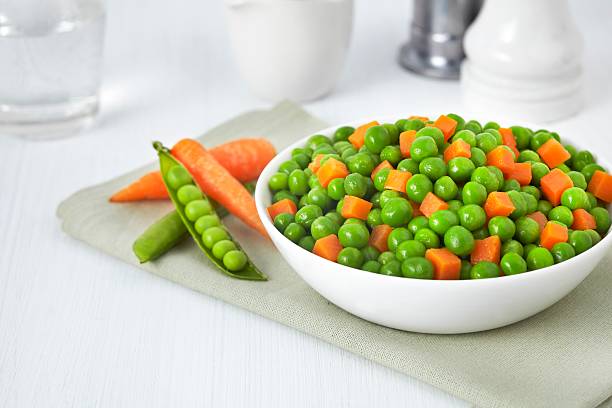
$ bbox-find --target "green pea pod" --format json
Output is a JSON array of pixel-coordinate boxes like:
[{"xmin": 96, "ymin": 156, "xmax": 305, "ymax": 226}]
[{"xmin": 153, "ymin": 141, "xmax": 267, "ymax": 281}]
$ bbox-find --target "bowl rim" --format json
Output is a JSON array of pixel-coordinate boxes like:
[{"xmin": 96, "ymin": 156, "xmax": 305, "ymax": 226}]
[{"xmin": 255, "ymin": 115, "xmax": 612, "ymax": 287}]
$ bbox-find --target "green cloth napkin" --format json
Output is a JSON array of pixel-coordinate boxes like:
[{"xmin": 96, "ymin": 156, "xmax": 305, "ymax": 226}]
[{"xmin": 57, "ymin": 101, "xmax": 612, "ymax": 408}]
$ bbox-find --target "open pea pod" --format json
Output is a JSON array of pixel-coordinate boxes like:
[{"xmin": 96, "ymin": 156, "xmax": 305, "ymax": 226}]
[{"xmin": 153, "ymin": 141, "xmax": 267, "ymax": 281}]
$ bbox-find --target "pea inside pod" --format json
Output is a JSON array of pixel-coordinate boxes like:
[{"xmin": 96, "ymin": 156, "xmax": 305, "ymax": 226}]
[{"xmin": 153, "ymin": 141, "xmax": 266, "ymax": 281}]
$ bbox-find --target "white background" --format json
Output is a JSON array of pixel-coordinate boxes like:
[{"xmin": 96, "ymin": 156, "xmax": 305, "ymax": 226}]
[{"xmin": 2, "ymin": 0, "xmax": 611, "ymax": 407}]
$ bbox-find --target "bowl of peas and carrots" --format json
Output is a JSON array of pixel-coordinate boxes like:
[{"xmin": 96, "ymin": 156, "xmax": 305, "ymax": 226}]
[{"xmin": 255, "ymin": 114, "xmax": 612, "ymax": 333}]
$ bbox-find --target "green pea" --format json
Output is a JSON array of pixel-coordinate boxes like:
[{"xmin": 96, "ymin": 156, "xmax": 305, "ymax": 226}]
[
  {"xmin": 406, "ymin": 174, "xmax": 434, "ymax": 203},
  {"xmin": 359, "ymin": 246, "xmax": 380, "ymax": 262},
  {"xmin": 211, "ymin": 239, "xmax": 237, "ymax": 260},
  {"xmin": 410, "ymin": 136, "xmax": 438, "ymax": 162},
  {"xmin": 371, "ymin": 167, "xmax": 389, "ymax": 192},
  {"xmin": 307, "ymin": 188, "xmax": 330, "ymax": 210},
  {"xmin": 175, "ymin": 184, "xmax": 201, "ymax": 205},
  {"xmin": 338, "ymin": 223, "xmax": 370, "ymax": 248},
  {"xmin": 507, "ymin": 190, "xmax": 527, "ymax": 220},
  {"xmin": 464, "ymin": 120, "xmax": 482, "ymax": 134},
  {"xmin": 590, "ymin": 207, "xmax": 611, "ymax": 235},
  {"xmin": 548, "ymin": 206, "xmax": 574, "ymax": 227},
  {"xmin": 347, "ymin": 153, "xmax": 376, "ymax": 176},
  {"xmin": 291, "ymin": 153, "xmax": 310, "ymax": 169},
  {"xmin": 380, "ymin": 260, "xmax": 403, "ymax": 276},
  {"xmin": 581, "ymin": 163, "xmax": 605, "ymax": 183},
  {"xmin": 414, "ymin": 228, "xmax": 440, "ymax": 249},
  {"xmin": 383, "ymin": 123, "xmax": 400, "ymax": 144},
  {"xmin": 447, "ymin": 157, "xmax": 475, "ymax": 183},
  {"xmin": 416, "ymin": 127, "xmax": 444, "ymax": 148},
  {"xmin": 514, "ymin": 216, "xmax": 540, "ymax": 244},
  {"xmin": 306, "ymin": 134, "xmax": 332, "ymax": 150},
  {"xmin": 341, "ymin": 173, "xmax": 366, "ymax": 198},
  {"xmin": 279, "ymin": 159, "xmax": 301, "ymax": 175},
  {"xmin": 472, "ymin": 227, "xmax": 489, "ymax": 239},
  {"xmin": 501, "ymin": 239, "xmax": 524, "ymax": 257},
  {"xmin": 462, "ymin": 181, "xmax": 488, "ymax": 205},
  {"xmin": 310, "ymin": 216, "xmax": 338, "ymax": 240},
  {"xmin": 379, "ymin": 190, "xmax": 401, "ymax": 207},
  {"xmin": 455, "ymin": 204, "xmax": 484, "ymax": 231},
  {"xmin": 396, "ymin": 240, "xmax": 426, "ymax": 261},
  {"xmin": 288, "ymin": 169, "xmax": 308, "ymax": 196},
  {"xmin": 370, "ymin": 192, "xmax": 382, "ymax": 208},
  {"xmin": 447, "ymin": 199, "xmax": 463, "ymax": 214},
  {"xmin": 361, "ymin": 260, "xmax": 381, "ymax": 273},
  {"xmin": 428, "ymin": 210, "xmax": 459, "ymax": 235},
  {"xmin": 298, "ymin": 195, "xmax": 309, "ymax": 209},
  {"xmin": 521, "ymin": 192, "xmax": 538, "ymax": 214},
  {"xmin": 333, "ymin": 126, "xmax": 355, "ymax": 142},
  {"xmin": 397, "ymin": 158, "xmax": 419, "ymax": 174},
  {"xmin": 487, "ymin": 166, "xmax": 505, "ymax": 187},
  {"xmin": 500, "ymin": 253, "xmax": 527, "ymax": 275},
  {"xmin": 324, "ymin": 211, "xmax": 343, "ymax": 225},
  {"xmin": 336, "ymin": 247, "xmax": 364, "ymax": 268},
  {"xmin": 295, "ymin": 205, "xmax": 322, "ymax": 228},
  {"xmin": 407, "ymin": 216, "xmax": 429, "ymax": 235},
  {"xmin": 551, "ymin": 242, "xmax": 575, "ymax": 263},
  {"xmin": 185, "ymin": 199, "xmax": 213, "ymax": 221},
  {"xmin": 273, "ymin": 213, "xmax": 294, "ymax": 233},
  {"xmin": 530, "ymin": 131, "xmax": 551, "ymax": 151},
  {"xmin": 195, "ymin": 214, "xmax": 221, "ymax": 234},
  {"xmin": 556, "ymin": 164, "xmax": 571, "ymax": 173},
  {"xmin": 333, "ymin": 141, "xmax": 352, "ymax": 153},
  {"xmin": 569, "ymin": 230, "xmax": 592, "ymax": 254},
  {"xmin": 326, "ymin": 178, "xmax": 345, "ymax": 201},
  {"xmin": 401, "ymin": 257, "xmax": 434, "ymax": 279},
  {"xmin": 273, "ymin": 190, "xmax": 298, "ymax": 205},
  {"xmin": 378, "ymin": 251, "xmax": 397, "ymax": 265},
  {"xmin": 380, "ymin": 145, "xmax": 402, "ymax": 165},
  {"xmin": 521, "ymin": 185, "xmax": 541, "ymax": 200},
  {"xmin": 431, "ymin": 176, "xmax": 457, "ymax": 202},
  {"xmin": 586, "ymin": 192, "xmax": 598, "ymax": 210},
  {"xmin": 483, "ymin": 121, "xmax": 500, "ymax": 130},
  {"xmin": 166, "ymin": 165, "xmax": 192, "ymax": 189},
  {"xmin": 523, "ymin": 244, "xmax": 537, "ymax": 257},
  {"xmin": 269, "ymin": 172, "xmax": 289, "ymax": 191},
  {"xmin": 419, "ymin": 157, "xmax": 447, "ymax": 181},
  {"xmin": 298, "ymin": 236, "xmax": 316, "ymax": 251},
  {"xmin": 381, "ymin": 197, "xmax": 413, "ymax": 227},
  {"xmin": 477, "ymin": 132, "xmax": 498, "ymax": 153},
  {"xmin": 443, "ymin": 225, "xmax": 475, "ymax": 256},
  {"xmin": 488, "ymin": 216, "xmax": 516, "ymax": 242},
  {"xmin": 460, "ymin": 260, "xmax": 472, "ymax": 279},
  {"xmin": 511, "ymin": 126, "xmax": 531, "ymax": 150},
  {"xmin": 308, "ymin": 173, "xmax": 322, "ymax": 189},
  {"xmin": 202, "ymin": 226, "xmax": 229, "ymax": 249},
  {"xmin": 573, "ymin": 151, "xmax": 595, "ymax": 171},
  {"xmin": 537, "ymin": 200, "xmax": 553, "ymax": 217},
  {"xmin": 364, "ymin": 126, "xmax": 391, "ymax": 154},
  {"xmin": 452, "ymin": 129, "xmax": 477, "ymax": 147},
  {"xmin": 586, "ymin": 229, "xmax": 601, "ymax": 245},
  {"xmin": 382, "ymin": 228, "xmax": 409, "ymax": 253},
  {"xmin": 564, "ymin": 144, "xmax": 577, "ymax": 167},
  {"xmin": 470, "ymin": 147, "xmax": 487, "ymax": 167},
  {"xmin": 284, "ymin": 222, "xmax": 306, "ymax": 243},
  {"xmin": 471, "ymin": 262, "xmax": 500, "ymax": 279},
  {"xmin": 502, "ymin": 179, "xmax": 521, "ymax": 192},
  {"xmin": 222, "ymin": 250, "xmax": 247, "ymax": 271},
  {"xmin": 526, "ymin": 247, "xmax": 554, "ymax": 270},
  {"xmin": 530, "ymin": 162, "xmax": 550, "ymax": 186},
  {"xmin": 471, "ymin": 167, "xmax": 499, "ymax": 193},
  {"xmin": 561, "ymin": 187, "xmax": 589, "ymax": 210},
  {"xmin": 518, "ymin": 150, "xmax": 541, "ymax": 163},
  {"xmin": 341, "ymin": 147, "xmax": 358, "ymax": 161}
]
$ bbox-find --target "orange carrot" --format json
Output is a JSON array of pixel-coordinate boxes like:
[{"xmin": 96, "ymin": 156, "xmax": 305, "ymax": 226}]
[
  {"xmin": 470, "ymin": 235, "xmax": 501, "ymax": 265},
  {"xmin": 486, "ymin": 146, "xmax": 515, "ymax": 175},
  {"xmin": 433, "ymin": 115, "xmax": 457, "ymax": 142},
  {"xmin": 111, "ymin": 138, "xmax": 276, "ymax": 202},
  {"xmin": 341, "ymin": 195, "xmax": 373, "ymax": 220},
  {"xmin": 419, "ymin": 192, "xmax": 449, "ymax": 218},
  {"xmin": 587, "ymin": 170, "xmax": 612, "ymax": 203},
  {"xmin": 484, "ymin": 192, "xmax": 515, "ymax": 218},
  {"xmin": 267, "ymin": 198, "xmax": 297, "ymax": 221},
  {"xmin": 110, "ymin": 171, "xmax": 169, "ymax": 202},
  {"xmin": 371, "ymin": 160, "xmax": 394, "ymax": 181},
  {"xmin": 316, "ymin": 157, "xmax": 349, "ymax": 188},
  {"xmin": 426, "ymin": 248, "xmax": 461, "ymax": 280},
  {"xmin": 527, "ymin": 211, "xmax": 548, "ymax": 233},
  {"xmin": 537, "ymin": 138, "xmax": 571, "ymax": 169},
  {"xmin": 348, "ymin": 121, "xmax": 379, "ymax": 149},
  {"xmin": 399, "ymin": 130, "xmax": 417, "ymax": 158},
  {"xmin": 443, "ymin": 139, "xmax": 471, "ymax": 162},
  {"xmin": 540, "ymin": 221, "xmax": 568, "ymax": 250},
  {"xmin": 369, "ymin": 224, "xmax": 393, "ymax": 252},
  {"xmin": 313, "ymin": 234, "xmax": 343, "ymax": 262},
  {"xmin": 171, "ymin": 138, "xmax": 268, "ymax": 237},
  {"xmin": 499, "ymin": 128, "xmax": 520, "ymax": 158},
  {"xmin": 384, "ymin": 169, "xmax": 412, "ymax": 193},
  {"xmin": 571, "ymin": 209, "xmax": 597, "ymax": 230},
  {"xmin": 505, "ymin": 162, "xmax": 532, "ymax": 186},
  {"xmin": 540, "ymin": 168, "xmax": 574, "ymax": 206},
  {"xmin": 308, "ymin": 154, "xmax": 326, "ymax": 173}
]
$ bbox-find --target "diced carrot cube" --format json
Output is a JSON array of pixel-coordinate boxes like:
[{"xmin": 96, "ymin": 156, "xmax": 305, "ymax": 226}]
[
  {"xmin": 316, "ymin": 157, "xmax": 349, "ymax": 188},
  {"xmin": 505, "ymin": 162, "xmax": 532, "ymax": 186},
  {"xmin": 267, "ymin": 198, "xmax": 297, "ymax": 221},
  {"xmin": 313, "ymin": 234, "xmax": 343, "ymax": 262},
  {"xmin": 425, "ymin": 248, "xmax": 461, "ymax": 280},
  {"xmin": 527, "ymin": 211, "xmax": 548, "ymax": 233},
  {"xmin": 341, "ymin": 195, "xmax": 373, "ymax": 220},
  {"xmin": 540, "ymin": 168, "xmax": 574, "ymax": 206},
  {"xmin": 433, "ymin": 115, "xmax": 458, "ymax": 142},
  {"xmin": 399, "ymin": 130, "xmax": 417, "ymax": 158},
  {"xmin": 537, "ymin": 138, "xmax": 571, "ymax": 169},
  {"xmin": 443, "ymin": 139, "xmax": 472, "ymax": 162},
  {"xmin": 571, "ymin": 209, "xmax": 597, "ymax": 230},
  {"xmin": 484, "ymin": 192, "xmax": 515, "ymax": 217},
  {"xmin": 371, "ymin": 160, "xmax": 394, "ymax": 181},
  {"xmin": 499, "ymin": 128, "xmax": 517, "ymax": 148},
  {"xmin": 470, "ymin": 235, "xmax": 501, "ymax": 265},
  {"xmin": 587, "ymin": 170, "xmax": 612, "ymax": 203},
  {"xmin": 348, "ymin": 121, "xmax": 379, "ymax": 149},
  {"xmin": 419, "ymin": 192, "xmax": 449, "ymax": 218},
  {"xmin": 384, "ymin": 169, "xmax": 412, "ymax": 193},
  {"xmin": 308, "ymin": 154, "xmax": 325, "ymax": 173},
  {"xmin": 486, "ymin": 146, "xmax": 515, "ymax": 175},
  {"xmin": 540, "ymin": 221, "xmax": 568, "ymax": 250},
  {"xmin": 369, "ymin": 224, "xmax": 393, "ymax": 253}
]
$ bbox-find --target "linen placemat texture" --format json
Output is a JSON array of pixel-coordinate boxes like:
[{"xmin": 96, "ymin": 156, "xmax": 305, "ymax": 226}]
[{"xmin": 57, "ymin": 101, "xmax": 612, "ymax": 408}]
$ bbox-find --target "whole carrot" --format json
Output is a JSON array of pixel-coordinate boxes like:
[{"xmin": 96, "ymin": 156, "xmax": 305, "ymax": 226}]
[
  {"xmin": 110, "ymin": 172, "xmax": 168, "ymax": 202},
  {"xmin": 171, "ymin": 138, "xmax": 268, "ymax": 238}
]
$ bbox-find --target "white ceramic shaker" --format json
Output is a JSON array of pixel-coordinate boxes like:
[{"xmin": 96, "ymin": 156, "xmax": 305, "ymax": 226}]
[
  {"xmin": 460, "ymin": 0, "xmax": 583, "ymax": 123},
  {"xmin": 225, "ymin": 0, "xmax": 353, "ymax": 102}
]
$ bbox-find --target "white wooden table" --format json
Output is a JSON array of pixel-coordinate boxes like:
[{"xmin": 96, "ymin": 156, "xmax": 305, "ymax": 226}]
[{"xmin": 2, "ymin": 0, "xmax": 610, "ymax": 406}]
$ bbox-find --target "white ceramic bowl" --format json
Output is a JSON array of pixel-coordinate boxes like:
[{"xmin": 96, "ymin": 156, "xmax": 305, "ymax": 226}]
[{"xmin": 254, "ymin": 118, "xmax": 612, "ymax": 334}]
